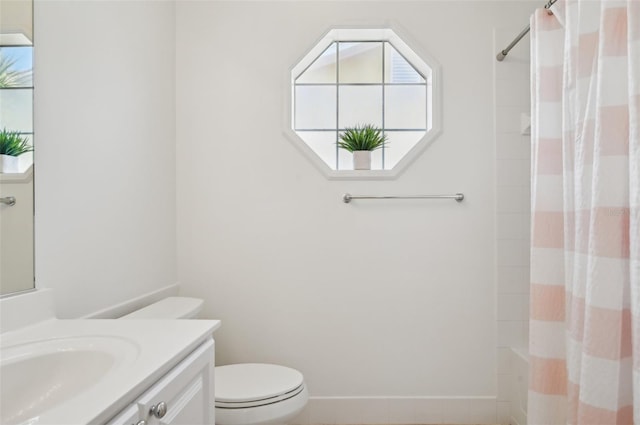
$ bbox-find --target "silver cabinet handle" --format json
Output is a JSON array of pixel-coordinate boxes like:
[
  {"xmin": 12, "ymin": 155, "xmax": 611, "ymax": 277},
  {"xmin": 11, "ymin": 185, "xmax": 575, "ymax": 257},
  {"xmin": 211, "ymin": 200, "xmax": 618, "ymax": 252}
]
[
  {"xmin": 150, "ymin": 401, "xmax": 168, "ymax": 419},
  {"xmin": 134, "ymin": 421, "xmax": 147, "ymax": 425},
  {"xmin": 0, "ymin": 196, "xmax": 16, "ymax": 206}
]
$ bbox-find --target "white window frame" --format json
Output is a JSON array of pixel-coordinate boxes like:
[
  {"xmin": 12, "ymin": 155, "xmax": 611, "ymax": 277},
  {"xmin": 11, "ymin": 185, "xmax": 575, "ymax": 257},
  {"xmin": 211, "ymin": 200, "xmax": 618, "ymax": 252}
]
[{"xmin": 284, "ymin": 27, "xmax": 442, "ymax": 180}]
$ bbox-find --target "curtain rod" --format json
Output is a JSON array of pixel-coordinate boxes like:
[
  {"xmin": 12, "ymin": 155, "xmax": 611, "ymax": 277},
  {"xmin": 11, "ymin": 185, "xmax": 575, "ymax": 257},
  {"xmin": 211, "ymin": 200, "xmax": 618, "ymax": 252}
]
[{"xmin": 496, "ymin": 0, "xmax": 558, "ymax": 61}]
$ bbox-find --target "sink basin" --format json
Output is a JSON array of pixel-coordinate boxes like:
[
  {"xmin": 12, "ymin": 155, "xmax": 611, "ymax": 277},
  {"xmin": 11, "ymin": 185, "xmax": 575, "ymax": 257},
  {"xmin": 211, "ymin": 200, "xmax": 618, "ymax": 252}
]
[{"xmin": 0, "ymin": 336, "xmax": 139, "ymax": 424}]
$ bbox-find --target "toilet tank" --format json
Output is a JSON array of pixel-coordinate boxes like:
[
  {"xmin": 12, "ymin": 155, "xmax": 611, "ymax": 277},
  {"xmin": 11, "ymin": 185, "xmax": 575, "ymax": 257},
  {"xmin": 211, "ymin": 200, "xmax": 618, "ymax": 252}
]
[{"xmin": 119, "ymin": 297, "xmax": 203, "ymax": 319}]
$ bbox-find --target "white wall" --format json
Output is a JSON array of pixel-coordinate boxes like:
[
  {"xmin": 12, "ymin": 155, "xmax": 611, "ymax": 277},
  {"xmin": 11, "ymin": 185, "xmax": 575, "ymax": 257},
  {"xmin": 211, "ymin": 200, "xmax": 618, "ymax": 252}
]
[
  {"xmin": 34, "ymin": 0, "xmax": 177, "ymax": 318},
  {"xmin": 176, "ymin": 1, "xmax": 536, "ymax": 421},
  {"xmin": 0, "ymin": 0, "xmax": 33, "ymax": 42}
]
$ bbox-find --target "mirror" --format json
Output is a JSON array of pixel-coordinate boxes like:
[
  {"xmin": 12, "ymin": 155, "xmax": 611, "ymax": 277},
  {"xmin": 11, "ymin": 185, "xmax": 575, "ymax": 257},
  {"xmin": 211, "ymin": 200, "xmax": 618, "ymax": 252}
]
[{"xmin": 0, "ymin": 0, "xmax": 34, "ymax": 295}]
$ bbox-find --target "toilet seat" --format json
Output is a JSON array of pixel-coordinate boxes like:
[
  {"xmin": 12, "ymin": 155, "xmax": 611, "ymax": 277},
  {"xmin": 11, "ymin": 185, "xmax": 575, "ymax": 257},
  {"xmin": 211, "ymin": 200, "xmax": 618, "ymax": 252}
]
[
  {"xmin": 215, "ymin": 384, "xmax": 306, "ymax": 409},
  {"xmin": 215, "ymin": 363, "xmax": 305, "ymax": 409}
]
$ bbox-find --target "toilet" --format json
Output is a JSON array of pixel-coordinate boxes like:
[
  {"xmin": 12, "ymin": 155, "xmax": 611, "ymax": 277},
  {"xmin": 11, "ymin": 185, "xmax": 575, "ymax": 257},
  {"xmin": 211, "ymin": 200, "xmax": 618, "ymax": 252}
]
[{"xmin": 120, "ymin": 297, "xmax": 308, "ymax": 425}]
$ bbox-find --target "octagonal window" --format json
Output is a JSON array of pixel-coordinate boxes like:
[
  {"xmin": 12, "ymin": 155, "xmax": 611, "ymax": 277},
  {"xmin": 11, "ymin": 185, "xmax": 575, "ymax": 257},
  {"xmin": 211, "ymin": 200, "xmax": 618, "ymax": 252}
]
[{"xmin": 287, "ymin": 28, "xmax": 441, "ymax": 179}]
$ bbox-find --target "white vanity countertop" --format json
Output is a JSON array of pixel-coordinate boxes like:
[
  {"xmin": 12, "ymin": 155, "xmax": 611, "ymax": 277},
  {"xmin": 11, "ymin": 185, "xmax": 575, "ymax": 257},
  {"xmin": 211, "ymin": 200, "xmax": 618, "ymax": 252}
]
[{"xmin": 0, "ymin": 318, "xmax": 221, "ymax": 425}]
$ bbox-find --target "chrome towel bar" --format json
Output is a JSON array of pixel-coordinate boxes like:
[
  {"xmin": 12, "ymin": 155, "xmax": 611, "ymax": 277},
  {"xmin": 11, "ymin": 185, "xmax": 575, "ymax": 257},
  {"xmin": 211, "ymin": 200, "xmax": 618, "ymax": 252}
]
[
  {"xmin": 343, "ymin": 193, "xmax": 464, "ymax": 203},
  {"xmin": 0, "ymin": 196, "xmax": 16, "ymax": 206}
]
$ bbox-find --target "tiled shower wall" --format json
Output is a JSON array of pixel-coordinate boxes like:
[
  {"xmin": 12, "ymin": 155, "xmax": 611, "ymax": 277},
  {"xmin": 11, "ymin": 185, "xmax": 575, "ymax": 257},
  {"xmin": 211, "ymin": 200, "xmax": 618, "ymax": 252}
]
[{"xmin": 493, "ymin": 28, "xmax": 532, "ymax": 425}]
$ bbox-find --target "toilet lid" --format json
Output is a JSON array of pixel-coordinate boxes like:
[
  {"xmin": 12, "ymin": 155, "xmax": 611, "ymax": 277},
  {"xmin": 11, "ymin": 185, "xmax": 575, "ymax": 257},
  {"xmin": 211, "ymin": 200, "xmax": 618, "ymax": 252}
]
[{"xmin": 215, "ymin": 363, "xmax": 304, "ymax": 404}]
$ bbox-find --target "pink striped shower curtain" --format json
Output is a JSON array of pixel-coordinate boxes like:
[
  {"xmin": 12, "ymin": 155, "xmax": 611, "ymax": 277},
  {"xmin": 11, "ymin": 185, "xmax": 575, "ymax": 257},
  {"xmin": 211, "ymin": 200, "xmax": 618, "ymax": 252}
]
[{"xmin": 529, "ymin": 1, "xmax": 639, "ymax": 424}]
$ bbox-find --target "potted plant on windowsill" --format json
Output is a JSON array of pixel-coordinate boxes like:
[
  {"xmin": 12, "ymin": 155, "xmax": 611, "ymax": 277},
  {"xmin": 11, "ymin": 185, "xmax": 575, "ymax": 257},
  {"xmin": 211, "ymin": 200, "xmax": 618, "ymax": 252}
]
[
  {"xmin": 0, "ymin": 129, "xmax": 33, "ymax": 173},
  {"xmin": 338, "ymin": 124, "xmax": 388, "ymax": 170}
]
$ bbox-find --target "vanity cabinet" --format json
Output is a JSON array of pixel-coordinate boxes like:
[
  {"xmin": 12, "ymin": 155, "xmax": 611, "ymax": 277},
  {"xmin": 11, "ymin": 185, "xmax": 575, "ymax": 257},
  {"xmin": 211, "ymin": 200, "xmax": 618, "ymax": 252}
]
[{"xmin": 107, "ymin": 338, "xmax": 214, "ymax": 425}]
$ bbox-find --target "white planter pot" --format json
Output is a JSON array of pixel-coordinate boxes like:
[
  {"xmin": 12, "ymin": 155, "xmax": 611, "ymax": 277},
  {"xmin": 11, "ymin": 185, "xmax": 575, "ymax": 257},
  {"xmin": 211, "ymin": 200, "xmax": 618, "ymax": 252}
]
[
  {"xmin": 0, "ymin": 155, "xmax": 19, "ymax": 173},
  {"xmin": 353, "ymin": 151, "xmax": 371, "ymax": 170}
]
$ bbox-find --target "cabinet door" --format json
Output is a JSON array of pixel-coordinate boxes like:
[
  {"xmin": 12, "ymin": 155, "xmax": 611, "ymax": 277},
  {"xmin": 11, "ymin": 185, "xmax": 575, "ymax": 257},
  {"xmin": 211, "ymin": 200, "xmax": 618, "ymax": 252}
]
[{"xmin": 137, "ymin": 339, "xmax": 215, "ymax": 425}]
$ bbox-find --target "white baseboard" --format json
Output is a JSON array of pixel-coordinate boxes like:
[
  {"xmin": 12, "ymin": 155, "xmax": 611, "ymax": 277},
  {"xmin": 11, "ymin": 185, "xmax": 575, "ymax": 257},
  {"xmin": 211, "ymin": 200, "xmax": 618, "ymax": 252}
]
[
  {"xmin": 81, "ymin": 283, "xmax": 180, "ymax": 319},
  {"xmin": 289, "ymin": 396, "xmax": 498, "ymax": 425}
]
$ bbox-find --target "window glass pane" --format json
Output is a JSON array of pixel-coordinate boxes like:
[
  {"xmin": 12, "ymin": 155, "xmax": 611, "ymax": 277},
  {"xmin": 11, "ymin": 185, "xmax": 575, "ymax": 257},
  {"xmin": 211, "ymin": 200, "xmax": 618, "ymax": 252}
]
[
  {"xmin": 426, "ymin": 83, "xmax": 433, "ymax": 131},
  {"xmin": 0, "ymin": 46, "xmax": 33, "ymax": 88},
  {"xmin": 337, "ymin": 146, "xmax": 353, "ymax": 171},
  {"xmin": 384, "ymin": 43, "xmax": 424, "ymax": 84},
  {"xmin": 296, "ymin": 43, "xmax": 337, "ymax": 84},
  {"xmin": 297, "ymin": 131, "xmax": 337, "ymax": 169},
  {"xmin": 295, "ymin": 86, "xmax": 336, "ymax": 130},
  {"xmin": 384, "ymin": 85, "xmax": 426, "ymax": 129},
  {"xmin": 372, "ymin": 148, "xmax": 383, "ymax": 170},
  {"xmin": 338, "ymin": 86, "xmax": 382, "ymax": 128},
  {"xmin": 17, "ymin": 134, "xmax": 33, "ymax": 172},
  {"xmin": 338, "ymin": 42, "xmax": 382, "ymax": 84},
  {"xmin": 384, "ymin": 131, "xmax": 424, "ymax": 169},
  {"xmin": 0, "ymin": 88, "xmax": 33, "ymax": 132}
]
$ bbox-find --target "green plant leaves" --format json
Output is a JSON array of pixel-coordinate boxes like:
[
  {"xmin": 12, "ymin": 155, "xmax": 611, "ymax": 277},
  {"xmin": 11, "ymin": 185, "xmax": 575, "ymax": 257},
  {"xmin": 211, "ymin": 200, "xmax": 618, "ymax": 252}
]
[
  {"xmin": 0, "ymin": 53, "xmax": 32, "ymax": 88},
  {"xmin": 0, "ymin": 128, "xmax": 32, "ymax": 156},
  {"xmin": 338, "ymin": 124, "xmax": 388, "ymax": 152}
]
